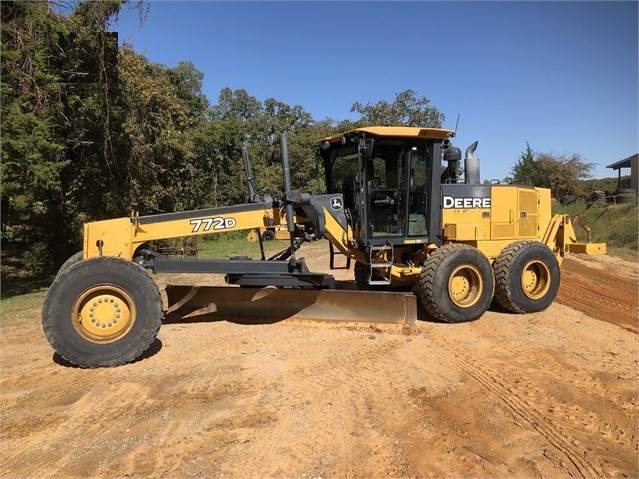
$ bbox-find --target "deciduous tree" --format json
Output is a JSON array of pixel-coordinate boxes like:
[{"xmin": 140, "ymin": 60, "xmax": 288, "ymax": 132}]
[
  {"xmin": 536, "ymin": 152, "xmax": 594, "ymax": 199},
  {"xmin": 509, "ymin": 143, "xmax": 594, "ymax": 198},
  {"xmin": 1, "ymin": 0, "xmax": 125, "ymax": 272},
  {"xmin": 350, "ymin": 89, "xmax": 445, "ymax": 127}
]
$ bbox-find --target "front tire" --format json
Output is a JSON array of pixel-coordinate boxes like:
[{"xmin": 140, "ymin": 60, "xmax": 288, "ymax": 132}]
[
  {"xmin": 42, "ymin": 256, "xmax": 163, "ymax": 368},
  {"xmin": 57, "ymin": 251, "xmax": 83, "ymax": 277},
  {"xmin": 493, "ymin": 241, "xmax": 560, "ymax": 313},
  {"xmin": 419, "ymin": 244, "xmax": 495, "ymax": 323}
]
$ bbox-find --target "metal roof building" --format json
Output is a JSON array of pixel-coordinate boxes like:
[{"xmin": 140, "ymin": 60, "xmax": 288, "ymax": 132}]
[{"xmin": 607, "ymin": 153, "xmax": 638, "ymax": 191}]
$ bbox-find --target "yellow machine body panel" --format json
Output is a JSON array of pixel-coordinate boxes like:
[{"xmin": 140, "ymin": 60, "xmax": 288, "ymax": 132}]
[
  {"xmin": 441, "ymin": 185, "xmax": 548, "ymax": 247},
  {"xmin": 439, "ymin": 184, "xmax": 604, "ymax": 264},
  {"xmin": 83, "ymin": 203, "xmax": 289, "ymax": 260}
]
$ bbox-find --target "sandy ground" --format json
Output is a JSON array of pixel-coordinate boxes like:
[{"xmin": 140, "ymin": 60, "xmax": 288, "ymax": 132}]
[{"xmin": 1, "ymin": 241, "xmax": 637, "ymax": 478}]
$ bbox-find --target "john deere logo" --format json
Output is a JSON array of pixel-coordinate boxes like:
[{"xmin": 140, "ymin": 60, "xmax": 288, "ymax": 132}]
[
  {"xmin": 331, "ymin": 197, "xmax": 343, "ymax": 210},
  {"xmin": 443, "ymin": 196, "xmax": 491, "ymax": 209}
]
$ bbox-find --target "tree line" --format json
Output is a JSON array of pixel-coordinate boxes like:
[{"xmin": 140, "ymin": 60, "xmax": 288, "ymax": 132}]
[
  {"xmin": 1, "ymin": 1, "xmax": 593, "ymax": 277},
  {"xmin": 507, "ymin": 142, "xmax": 595, "ymax": 200}
]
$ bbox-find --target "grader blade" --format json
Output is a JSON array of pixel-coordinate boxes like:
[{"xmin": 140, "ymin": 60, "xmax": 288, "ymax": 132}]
[{"xmin": 165, "ymin": 285, "xmax": 417, "ymax": 325}]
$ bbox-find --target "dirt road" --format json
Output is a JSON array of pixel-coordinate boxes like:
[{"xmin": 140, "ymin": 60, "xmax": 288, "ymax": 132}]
[{"xmin": 1, "ymin": 243, "xmax": 637, "ymax": 478}]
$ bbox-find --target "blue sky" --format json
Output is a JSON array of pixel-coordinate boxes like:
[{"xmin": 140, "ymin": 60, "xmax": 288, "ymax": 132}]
[{"xmin": 112, "ymin": 1, "xmax": 638, "ymax": 181}]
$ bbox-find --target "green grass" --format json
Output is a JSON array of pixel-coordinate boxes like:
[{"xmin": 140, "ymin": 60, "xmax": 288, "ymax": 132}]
[
  {"xmin": 0, "ymin": 289, "xmax": 47, "ymax": 325},
  {"xmin": 552, "ymin": 200, "xmax": 638, "ymax": 261},
  {"xmin": 0, "ymin": 270, "xmax": 52, "ymax": 299},
  {"xmin": 195, "ymin": 231, "xmax": 294, "ymax": 259},
  {"xmin": 1, "ymin": 289, "xmax": 46, "ymax": 312},
  {"xmin": 149, "ymin": 229, "xmax": 293, "ymax": 260}
]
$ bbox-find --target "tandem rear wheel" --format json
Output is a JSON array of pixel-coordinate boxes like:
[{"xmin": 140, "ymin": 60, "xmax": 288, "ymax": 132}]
[
  {"xmin": 493, "ymin": 241, "xmax": 560, "ymax": 313},
  {"xmin": 42, "ymin": 256, "xmax": 163, "ymax": 368},
  {"xmin": 419, "ymin": 244, "xmax": 495, "ymax": 323}
]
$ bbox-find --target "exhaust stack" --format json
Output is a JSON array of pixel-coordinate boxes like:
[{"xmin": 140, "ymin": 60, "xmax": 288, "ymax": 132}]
[{"xmin": 465, "ymin": 141, "xmax": 480, "ymax": 185}]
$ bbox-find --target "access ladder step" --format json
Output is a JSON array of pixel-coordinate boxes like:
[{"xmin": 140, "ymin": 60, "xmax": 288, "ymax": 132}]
[
  {"xmin": 368, "ymin": 242, "xmax": 393, "ymax": 285},
  {"xmin": 329, "ymin": 241, "xmax": 352, "ymax": 270},
  {"xmin": 369, "ymin": 243, "xmax": 394, "ymax": 267}
]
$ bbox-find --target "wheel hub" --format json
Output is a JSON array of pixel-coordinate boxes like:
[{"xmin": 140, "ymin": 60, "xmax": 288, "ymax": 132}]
[
  {"xmin": 73, "ymin": 286, "xmax": 135, "ymax": 342},
  {"xmin": 448, "ymin": 265, "xmax": 482, "ymax": 308},
  {"xmin": 521, "ymin": 260, "xmax": 551, "ymax": 299}
]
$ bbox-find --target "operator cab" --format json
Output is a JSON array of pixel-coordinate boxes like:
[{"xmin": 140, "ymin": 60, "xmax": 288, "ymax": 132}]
[{"xmin": 318, "ymin": 127, "xmax": 455, "ymax": 246}]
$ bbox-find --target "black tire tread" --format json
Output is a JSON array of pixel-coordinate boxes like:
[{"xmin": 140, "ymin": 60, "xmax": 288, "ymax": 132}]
[
  {"xmin": 493, "ymin": 240, "xmax": 559, "ymax": 313},
  {"xmin": 42, "ymin": 256, "xmax": 162, "ymax": 368},
  {"xmin": 419, "ymin": 243, "xmax": 494, "ymax": 323},
  {"xmin": 57, "ymin": 251, "xmax": 83, "ymax": 277},
  {"xmin": 419, "ymin": 244, "xmax": 457, "ymax": 322}
]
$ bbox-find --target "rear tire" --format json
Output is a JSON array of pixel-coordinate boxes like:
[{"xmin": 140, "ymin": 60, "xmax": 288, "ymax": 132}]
[
  {"xmin": 493, "ymin": 241, "xmax": 560, "ymax": 313},
  {"xmin": 419, "ymin": 244, "xmax": 494, "ymax": 323},
  {"xmin": 42, "ymin": 256, "xmax": 163, "ymax": 368}
]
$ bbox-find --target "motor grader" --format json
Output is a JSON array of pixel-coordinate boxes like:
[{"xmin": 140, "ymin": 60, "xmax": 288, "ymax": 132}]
[{"xmin": 42, "ymin": 127, "xmax": 605, "ymax": 367}]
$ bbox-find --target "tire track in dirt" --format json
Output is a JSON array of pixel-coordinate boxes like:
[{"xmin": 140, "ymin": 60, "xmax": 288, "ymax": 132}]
[
  {"xmin": 291, "ymin": 332, "xmax": 369, "ymax": 477},
  {"xmin": 295, "ymin": 328, "xmax": 416, "ymax": 477},
  {"xmin": 331, "ymin": 328, "xmax": 420, "ymax": 478},
  {"xmin": 242, "ymin": 324, "xmax": 416, "ymax": 478},
  {"xmin": 557, "ymin": 258, "xmax": 638, "ymax": 333},
  {"xmin": 424, "ymin": 331, "xmax": 605, "ymax": 478}
]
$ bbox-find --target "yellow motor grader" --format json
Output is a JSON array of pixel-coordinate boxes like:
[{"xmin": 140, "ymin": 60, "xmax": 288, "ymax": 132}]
[{"xmin": 42, "ymin": 127, "xmax": 605, "ymax": 367}]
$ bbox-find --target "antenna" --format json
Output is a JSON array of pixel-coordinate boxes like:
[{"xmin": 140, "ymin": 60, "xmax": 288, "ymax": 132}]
[{"xmin": 454, "ymin": 114, "xmax": 461, "ymax": 134}]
